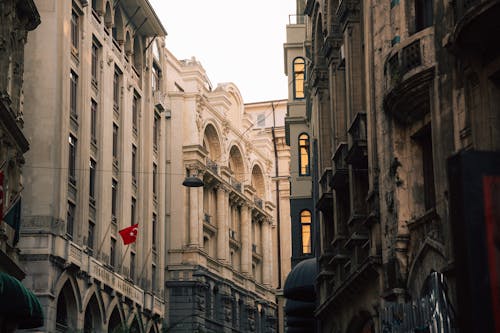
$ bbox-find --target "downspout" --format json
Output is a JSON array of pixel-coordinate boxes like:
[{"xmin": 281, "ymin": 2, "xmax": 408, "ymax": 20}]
[
  {"xmin": 271, "ymin": 102, "xmax": 283, "ymax": 333},
  {"xmin": 271, "ymin": 102, "xmax": 282, "ymax": 289}
]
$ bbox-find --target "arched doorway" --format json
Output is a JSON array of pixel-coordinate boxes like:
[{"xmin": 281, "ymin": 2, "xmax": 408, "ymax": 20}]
[
  {"xmin": 84, "ymin": 295, "xmax": 102, "ymax": 333},
  {"xmin": 55, "ymin": 281, "xmax": 78, "ymax": 332}
]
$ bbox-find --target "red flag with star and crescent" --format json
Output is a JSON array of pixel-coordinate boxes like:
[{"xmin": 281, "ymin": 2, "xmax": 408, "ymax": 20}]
[{"xmin": 119, "ymin": 223, "xmax": 139, "ymax": 245}]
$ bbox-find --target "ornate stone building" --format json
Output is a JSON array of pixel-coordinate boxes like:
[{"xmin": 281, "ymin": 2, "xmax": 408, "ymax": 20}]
[
  {"xmin": 163, "ymin": 52, "xmax": 280, "ymax": 332},
  {"xmin": 20, "ymin": 0, "xmax": 167, "ymax": 331},
  {"xmin": 0, "ymin": 0, "xmax": 42, "ymax": 330},
  {"xmin": 286, "ymin": 0, "xmax": 500, "ymax": 331}
]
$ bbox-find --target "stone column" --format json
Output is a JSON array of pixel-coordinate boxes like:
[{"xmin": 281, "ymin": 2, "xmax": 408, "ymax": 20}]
[
  {"xmin": 216, "ymin": 185, "xmax": 228, "ymax": 262},
  {"xmin": 262, "ymin": 219, "xmax": 272, "ymax": 286},
  {"xmin": 240, "ymin": 203, "xmax": 252, "ymax": 274}
]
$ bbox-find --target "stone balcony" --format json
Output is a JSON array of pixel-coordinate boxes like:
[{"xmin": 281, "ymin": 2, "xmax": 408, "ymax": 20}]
[
  {"xmin": 331, "ymin": 143, "xmax": 349, "ymax": 190},
  {"xmin": 153, "ymin": 90, "xmax": 166, "ymax": 112},
  {"xmin": 346, "ymin": 112, "xmax": 368, "ymax": 168},
  {"xmin": 383, "ymin": 27, "xmax": 436, "ymax": 124}
]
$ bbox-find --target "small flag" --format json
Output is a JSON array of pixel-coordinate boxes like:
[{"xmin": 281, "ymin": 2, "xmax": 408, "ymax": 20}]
[
  {"xmin": 118, "ymin": 223, "xmax": 138, "ymax": 245},
  {"xmin": 4, "ymin": 196, "xmax": 21, "ymax": 245}
]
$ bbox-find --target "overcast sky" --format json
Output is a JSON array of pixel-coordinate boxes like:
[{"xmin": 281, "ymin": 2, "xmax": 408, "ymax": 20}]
[{"xmin": 149, "ymin": 0, "xmax": 296, "ymax": 103}]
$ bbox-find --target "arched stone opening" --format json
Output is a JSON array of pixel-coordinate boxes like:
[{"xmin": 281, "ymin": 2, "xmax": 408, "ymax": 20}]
[
  {"xmin": 55, "ymin": 281, "xmax": 79, "ymax": 332},
  {"xmin": 84, "ymin": 294, "xmax": 103, "ymax": 333}
]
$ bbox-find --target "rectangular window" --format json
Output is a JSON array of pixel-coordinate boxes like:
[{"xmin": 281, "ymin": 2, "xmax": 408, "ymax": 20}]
[
  {"xmin": 152, "ymin": 213, "xmax": 157, "ymax": 250},
  {"xmin": 256, "ymin": 113, "xmax": 266, "ymax": 127},
  {"xmin": 110, "ymin": 237, "xmax": 116, "ymax": 267},
  {"xmin": 420, "ymin": 130, "xmax": 436, "ymax": 210},
  {"xmin": 67, "ymin": 201, "xmax": 75, "ymax": 238},
  {"xmin": 130, "ymin": 252, "xmax": 136, "ymax": 281},
  {"xmin": 91, "ymin": 41, "xmax": 99, "ymax": 85},
  {"xmin": 153, "ymin": 163, "xmax": 158, "ymax": 197},
  {"xmin": 112, "ymin": 123, "xmax": 119, "ymax": 161},
  {"xmin": 68, "ymin": 135, "xmax": 77, "ymax": 184},
  {"xmin": 415, "ymin": 0, "xmax": 433, "ymax": 32},
  {"xmin": 89, "ymin": 159, "xmax": 96, "ymax": 202},
  {"xmin": 91, "ymin": 99, "xmax": 98, "ymax": 143},
  {"xmin": 132, "ymin": 145, "xmax": 137, "ymax": 183},
  {"xmin": 71, "ymin": 11, "xmax": 79, "ymax": 53},
  {"xmin": 299, "ymin": 134, "xmax": 310, "ymax": 176},
  {"xmin": 152, "ymin": 264, "xmax": 157, "ymax": 292},
  {"xmin": 152, "ymin": 63, "xmax": 161, "ymax": 91},
  {"xmin": 111, "ymin": 179, "xmax": 118, "ymax": 220},
  {"xmin": 88, "ymin": 220, "xmax": 95, "ymax": 251},
  {"xmin": 70, "ymin": 71, "xmax": 78, "ymax": 118},
  {"xmin": 153, "ymin": 113, "xmax": 159, "ymax": 150},
  {"xmin": 132, "ymin": 94, "xmax": 139, "ymax": 132},
  {"xmin": 131, "ymin": 197, "xmax": 136, "ymax": 226},
  {"xmin": 113, "ymin": 69, "xmax": 121, "ymax": 112}
]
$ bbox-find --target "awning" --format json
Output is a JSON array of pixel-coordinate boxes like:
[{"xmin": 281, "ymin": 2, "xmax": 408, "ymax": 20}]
[
  {"xmin": 0, "ymin": 272, "xmax": 44, "ymax": 328},
  {"xmin": 284, "ymin": 258, "xmax": 318, "ymax": 302}
]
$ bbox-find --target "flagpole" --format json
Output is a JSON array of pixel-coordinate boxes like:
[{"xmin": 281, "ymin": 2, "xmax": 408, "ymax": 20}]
[
  {"xmin": 95, "ymin": 220, "xmax": 113, "ymax": 260},
  {"xmin": 117, "ymin": 244, "xmax": 131, "ymax": 272},
  {"xmin": 137, "ymin": 246, "xmax": 153, "ymax": 287}
]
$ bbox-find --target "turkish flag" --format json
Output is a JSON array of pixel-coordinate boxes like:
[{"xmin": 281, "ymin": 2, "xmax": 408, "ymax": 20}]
[{"xmin": 119, "ymin": 223, "xmax": 139, "ymax": 245}]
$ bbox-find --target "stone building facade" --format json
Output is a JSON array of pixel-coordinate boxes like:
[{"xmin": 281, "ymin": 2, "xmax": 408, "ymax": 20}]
[
  {"xmin": 286, "ymin": 0, "xmax": 500, "ymax": 331},
  {"xmin": 163, "ymin": 52, "xmax": 280, "ymax": 332},
  {"xmin": 20, "ymin": 0, "xmax": 167, "ymax": 331},
  {"xmin": 0, "ymin": 0, "xmax": 41, "ymax": 330}
]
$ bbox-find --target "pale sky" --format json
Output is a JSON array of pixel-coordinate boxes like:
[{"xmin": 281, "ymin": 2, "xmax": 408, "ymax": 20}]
[{"xmin": 149, "ymin": 0, "xmax": 296, "ymax": 103}]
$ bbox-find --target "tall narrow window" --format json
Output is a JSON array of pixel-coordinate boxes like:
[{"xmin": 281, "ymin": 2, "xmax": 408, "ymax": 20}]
[
  {"xmin": 131, "ymin": 197, "xmax": 136, "ymax": 226},
  {"xmin": 415, "ymin": 0, "xmax": 433, "ymax": 32},
  {"xmin": 298, "ymin": 133, "xmax": 310, "ymax": 176},
  {"xmin": 91, "ymin": 41, "xmax": 99, "ymax": 86},
  {"xmin": 68, "ymin": 135, "xmax": 77, "ymax": 184},
  {"xmin": 113, "ymin": 69, "xmax": 121, "ymax": 112},
  {"xmin": 300, "ymin": 210, "xmax": 312, "ymax": 254},
  {"xmin": 67, "ymin": 201, "xmax": 76, "ymax": 238},
  {"xmin": 152, "ymin": 264, "xmax": 157, "ymax": 292},
  {"xmin": 152, "ymin": 63, "xmax": 161, "ymax": 92},
  {"xmin": 132, "ymin": 94, "xmax": 139, "ymax": 132},
  {"xmin": 110, "ymin": 237, "xmax": 116, "ymax": 267},
  {"xmin": 256, "ymin": 113, "xmax": 266, "ymax": 127},
  {"xmin": 153, "ymin": 113, "xmax": 159, "ymax": 150},
  {"xmin": 130, "ymin": 252, "xmax": 136, "ymax": 280},
  {"xmin": 293, "ymin": 57, "xmax": 305, "ymax": 99},
  {"xmin": 152, "ymin": 213, "xmax": 157, "ymax": 250},
  {"xmin": 132, "ymin": 145, "xmax": 137, "ymax": 183},
  {"xmin": 111, "ymin": 179, "xmax": 118, "ymax": 220},
  {"xmin": 91, "ymin": 99, "xmax": 98, "ymax": 143},
  {"xmin": 88, "ymin": 220, "xmax": 95, "ymax": 251},
  {"xmin": 112, "ymin": 123, "xmax": 119, "ymax": 161},
  {"xmin": 70, "ymin": 71, "xmax": 78, "ymax": 118},
  {"xmin": 417, "ymin": 126, "xmax": 436, "ymax": 210},
  {"xmin": 89, "ymin": 159, "xmax": 96, "ymax": 203},
  {"xmin": 152, "ymin": 163, "xmax": 158, "ymax": 198},
  {"xmin": 71, "ymin": 11, "xmax": 79, "ymax": 53}
]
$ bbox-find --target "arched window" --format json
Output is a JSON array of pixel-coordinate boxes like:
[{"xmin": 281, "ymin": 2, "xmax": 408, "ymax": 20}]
[
  {"xmin": 293, "ymin": 57, "xmax": 305, "ymax": 99},
  {"xmin": 298, "ymin": 133, "xmax": 310, "ymax": 176},
  {"xmin": 300, "ymin": 210, "xmax": 312, "ymax": 254}
]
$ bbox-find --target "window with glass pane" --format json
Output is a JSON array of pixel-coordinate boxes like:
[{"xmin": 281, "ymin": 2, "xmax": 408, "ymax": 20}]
[
  {"xmin": 152, "ymin": 264, "xmax": 157, "ymax": 291},
  {"xmin": 111, "ymin": 179, "xmax": 117, "ymax": 219},
  {"xmin": 152, "ymin": 63, "xmax": 161, "ymax": 91},
  {"xmin": 299, "ymin": 133, "xmax": 310, "ymax": 176},
  {"xmin": 131, "ymin": 197, "xmax": 136, "ymax": 226},
  {"xmin": 88, "ymin": 220, "xmax": 95, "ymax": 250},
  {"xmin": 152, "ymin": 213, "xmax": 157, "ymax": 249},
  {"xmin": 91, "ymin": 42, "xmax": 99, "ymax": 85},
  {"xmin": 89, "ymin": 159, "xmax": 96, "ymax": 201},
  {"xmin": 68, "ymin": 135, "xmax": 77, "ymax": 184},
  {"xmin": 70, "ymin": 71, "xmax": 78, "ymax": 118},
  {"xmin": 153, "ymin": 163, "xmax": 158, "ymax": 196},
  {"xmin": 91, "ymin": 99, "xmax": 97, "ymax": 143},
  {"xmin": 112, "ymin": 123, "xmax": 118, "ymax": 160},
  {"xmin": 293, "ymin": 57, "xmax": 305, "ymax": 99},
  {"xmin": 113, "ymin": 69, "xmax": 120, "ymax": 111},
  {"xmin": 153, "ymin": 113, "xmax": 159, "ymax": 150},
  {"xmin": 67, "ymin": 201, "xmax": 75, "ymax": 238},
  {"xmin": 132, "ymin": 145, "xmax": 137, "ymax": 183},
  {"xmin": 300, "ymin": 210, "xmax": 312, "ymax": 254},
  {"xmin": 132, "ymin": 94, "xmax": 139, "ymax": 131},
  {"xmin": 71, "ymin": 11, "xmax": 79, "ymax": 52},
  {"xmin": 110, "ymin": 237, "xmax": 116, "ymax": 267},
  {"xmin": 130, "ymin": 252, "xmax": 135, "ymax": 280}
]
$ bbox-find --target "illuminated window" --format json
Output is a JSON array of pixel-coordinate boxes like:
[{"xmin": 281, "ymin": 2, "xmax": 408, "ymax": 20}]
[
  {"xmin": 293, "ymin": 57, "xmax": 305, "ymax": 99},
  {"xmin": 300, "ymin": 210, "xmax": 312, "ymax": 254},
  {"xmin": 298, "ymin": 133, "xmax": 310, "ymax": 176}
]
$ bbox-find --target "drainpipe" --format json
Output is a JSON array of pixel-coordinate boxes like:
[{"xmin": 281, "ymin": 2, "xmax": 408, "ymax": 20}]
[{"xmin": 271, "ymin": 102, "xmax": 283, "ymax": 333}]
